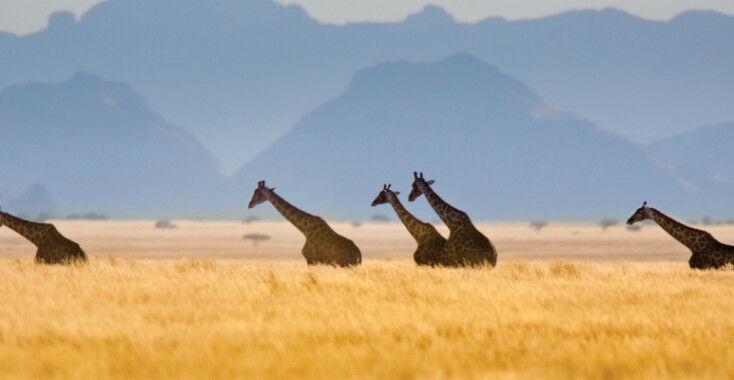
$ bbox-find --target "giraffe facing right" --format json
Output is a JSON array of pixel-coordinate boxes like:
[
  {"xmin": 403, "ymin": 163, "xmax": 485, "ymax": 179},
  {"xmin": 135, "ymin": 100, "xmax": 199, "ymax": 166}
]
[
  {"xmin": 371, "ymin": 184, "xmax": 447, "ymax": 266},
  {"xmin": 408, "ymin": 172, "xmax": 497, "ymax": 267},
  {"xmin": 627, "ymin": 202, "xmax": 734, "ymax": 269},
  {"xmin": 248, "ymin": 181, "xmax": 361, "ymax": 267}
]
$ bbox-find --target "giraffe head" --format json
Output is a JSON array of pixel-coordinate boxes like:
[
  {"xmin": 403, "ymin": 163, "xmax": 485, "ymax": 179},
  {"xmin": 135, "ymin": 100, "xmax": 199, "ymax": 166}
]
[
  {"xmin": 371, "ymin": 184, "xmax": 400, "ymax": 207},
  {"xmin": 626, "ymin": 201, "xmax": 652, "ymax": 225},
  {"xmin": 248, "ymin": 181, "xmax": 274, "ymax": 209},
  {"xmin": 408, "ymin": 172, "xmax": 435, "ymax": 202}
]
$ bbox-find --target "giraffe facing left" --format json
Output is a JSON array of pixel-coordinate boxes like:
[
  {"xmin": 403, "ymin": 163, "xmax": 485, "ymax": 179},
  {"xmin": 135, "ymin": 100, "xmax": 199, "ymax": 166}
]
[
  {"xmin": 371, "ymin": 184, "xmax": 447, "ymax": 266},
  {"xmin": 0, "ymin": 208, "xmax": 87, "ymax": 264},
  {"xmin": 248, "ymin": 181, "xmax": 361, "ymax": 267}
]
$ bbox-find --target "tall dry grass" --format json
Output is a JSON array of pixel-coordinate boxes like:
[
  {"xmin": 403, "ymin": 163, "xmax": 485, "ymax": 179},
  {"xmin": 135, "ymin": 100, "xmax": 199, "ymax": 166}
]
[{"xmin": 2, "ymin": 258, "xmax": 734, "ymax": 379}]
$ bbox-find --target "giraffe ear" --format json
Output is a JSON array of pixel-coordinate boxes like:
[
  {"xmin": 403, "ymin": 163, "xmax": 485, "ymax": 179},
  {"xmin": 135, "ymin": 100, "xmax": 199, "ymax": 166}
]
[
  {"xmin": 269, "ymin": 187, "xmax": 276, "ymax": 191},
  {"xmin": 427, "ymin": 180, "xmax": 435, "ymax": 186},
  {"xmin": 393, "ymin": 191, "xmax": 400, "ymax": 196}
]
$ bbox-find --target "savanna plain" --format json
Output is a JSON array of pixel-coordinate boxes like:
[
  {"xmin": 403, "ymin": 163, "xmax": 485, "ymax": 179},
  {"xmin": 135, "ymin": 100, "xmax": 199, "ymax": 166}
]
[{"xmin": 2, "ymin": 221, "xmax": 734, "ymax": 379}]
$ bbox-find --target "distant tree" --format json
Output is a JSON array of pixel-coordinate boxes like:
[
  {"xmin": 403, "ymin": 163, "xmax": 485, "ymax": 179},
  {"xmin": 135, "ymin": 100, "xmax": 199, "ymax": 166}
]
[
  {"xmin": 702, "ymin": 216, "xmax": 714, "ymax": 226},
  {"xmin": 244, "ymin": 233, "xmax": 270, "ymax": 247},
  {"xmin": 66, "ymin": 213, "xmax": 81, "ymax": 220},
  {"xmin": 370, "ymin": 214, "xmax": 390, "ymax": 222},
  {"xmin": 351, "ymin": 221, "xmax": 362, "ymax": 228},
  {"xmin": 155, "ymin": 220, "xmax": 177, "ymax": 229},
  {"xmin": 626, "ymin": 225, "xmax": 642, "ymax": 232},
  {"xmin": 242, "ymin": 215, "xmax": 261, "ymax": 224},
  {"xmin": 530, "ymin": 221, "xmax": 548, "ymax": 231},
  {"xmin": 35, "ymin": 212, "xmax": 53, "ymax": 222},
  {"xmin": 82, "ymin": 212, "xmax": 108, "ymax": 220},
  {"xmin": 599, "ymin": 219, "xmax": 618, "ymax": 231}
]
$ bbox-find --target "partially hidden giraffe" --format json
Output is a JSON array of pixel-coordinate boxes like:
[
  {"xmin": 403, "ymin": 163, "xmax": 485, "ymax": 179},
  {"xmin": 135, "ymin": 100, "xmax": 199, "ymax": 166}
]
[
  {"xmin": 0, "ymin": 209, "xmax": 87, "ymax": 264},
  {"xmin": 408, "ymin": 172, "xmax": 497, "ymax": 267},
  {"xmin": 248, "ymin": 181, "xmax": 361, "ymax": 267},
  {"xmin": 371, "ymin": 184, "xmax": 447, "ymax": 266},
  {"xmin": 627, "ymin": 201, "xmax": 734, "ymax": 269}
]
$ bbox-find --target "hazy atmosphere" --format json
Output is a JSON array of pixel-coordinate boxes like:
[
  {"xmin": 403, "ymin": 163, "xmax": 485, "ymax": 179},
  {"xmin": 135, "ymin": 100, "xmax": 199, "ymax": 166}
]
[
  {"xmin": 3, "ymin": 2, "xmax": 734, "ymax": 379},
  {"xmin": 1, "ymin": 0, "xmax": 733, "ymax": 221}
]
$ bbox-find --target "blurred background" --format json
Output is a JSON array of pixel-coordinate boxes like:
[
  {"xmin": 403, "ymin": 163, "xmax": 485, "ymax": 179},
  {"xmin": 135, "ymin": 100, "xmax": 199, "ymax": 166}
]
[{"xmin": 0, "ymin": 0, "xmax": 732, "ymax": 222}]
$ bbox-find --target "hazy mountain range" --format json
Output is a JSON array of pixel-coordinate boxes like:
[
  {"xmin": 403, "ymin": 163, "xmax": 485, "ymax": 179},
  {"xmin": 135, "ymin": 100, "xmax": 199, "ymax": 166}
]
[
  {"xmin": 0, "ymin": 183, "xmax": 58, "ymax": 220},
  {"xmin": 216, "ymin": 55, "xmax": 721, "ymax": 221},
  {"xmin": 0, "ymin": 55, "xmax": 730, "ymax": 220},
  {"xmin": 0, "ymin": 0, "xmax": 732, "ymax": 169},
  {"xmin": 1, "ymin": 0, "xmax": 732, "ymax": 220},
  {"xmin": 0, "ymin": 73, "xmax": 225, "ymax": 218}
]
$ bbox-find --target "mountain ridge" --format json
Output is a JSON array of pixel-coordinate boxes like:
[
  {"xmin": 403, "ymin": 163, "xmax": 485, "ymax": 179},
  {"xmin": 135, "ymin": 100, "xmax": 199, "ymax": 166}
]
[
  {"xmin": 1, "ymin": 1, "xmax": 732, "ymax": 169},
  {"xmin": 213, "ymin": 55, "xmax": 706, "ymax": 221},
  {"xmin": 0, "ymin": 72, "xmax": 226, "ymax": 218}
]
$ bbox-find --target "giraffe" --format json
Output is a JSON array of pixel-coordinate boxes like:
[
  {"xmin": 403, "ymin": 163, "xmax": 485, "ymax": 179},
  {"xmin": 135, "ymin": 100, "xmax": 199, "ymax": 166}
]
[
  {"xmin": 248, "ymin": 181, "xmax": 361, "ymax": 267},
  {"xmin": 0, "ymin": 209, "xmax": 87, "ymax": 264},
  {"xmin": 627, "ymin": 201, "xmax": 734, "ymax": 269},
  {"xmin": 371, "ymin": 184, "xmax": 447, "ymax": 266},
  {"xmin": 408, "ymin": 172, "xmax": 497, "ymax": 267}
]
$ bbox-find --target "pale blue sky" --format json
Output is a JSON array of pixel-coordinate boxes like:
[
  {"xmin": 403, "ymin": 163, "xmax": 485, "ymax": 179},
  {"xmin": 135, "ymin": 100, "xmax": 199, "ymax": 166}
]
[{"xmin": 1, "ymin": 0, "xmax": 734, "ymax": 35}]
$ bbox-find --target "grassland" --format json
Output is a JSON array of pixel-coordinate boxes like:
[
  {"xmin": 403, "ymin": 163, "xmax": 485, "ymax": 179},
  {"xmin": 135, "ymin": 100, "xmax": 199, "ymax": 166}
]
[{"xmin": 2, "ymin": 221, "xmax": 734, "ymax": 379}]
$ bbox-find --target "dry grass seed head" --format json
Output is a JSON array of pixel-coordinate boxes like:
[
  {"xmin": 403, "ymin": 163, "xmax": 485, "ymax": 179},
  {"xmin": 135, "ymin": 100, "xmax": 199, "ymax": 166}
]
[
  {"xmin": 174, "ymin": 258, "xmax": 216, "ymax": 273},
  {"xmin": 548, "ymin": 261, "xmax": 582, "ymax": 279}
]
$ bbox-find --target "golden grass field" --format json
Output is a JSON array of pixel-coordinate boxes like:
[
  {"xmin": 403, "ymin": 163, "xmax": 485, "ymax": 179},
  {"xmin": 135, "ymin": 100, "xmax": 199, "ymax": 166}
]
[{"xmin": 2, "ymin": 221, "xmax": 734, "ymax": 379}]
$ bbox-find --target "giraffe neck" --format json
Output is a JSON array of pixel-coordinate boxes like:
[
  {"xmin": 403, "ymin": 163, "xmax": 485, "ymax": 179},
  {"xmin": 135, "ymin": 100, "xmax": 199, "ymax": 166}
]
[
  {"xmin": 648, "ymin": 208, "xmax": 710, "ymax": 251},
  {"xmin": 387, "ymin": 196, "xmax": 432, "ymax": 242},
  {"xmin": 417, "ymin": 183, "xmax": 468, "ymax": 230},
  {"xmin": 264, "ymin": 191, "xmax": 321, "ymax": 235},
  {"xmin": 0, "ymin": 212, "xmax": 45, "ymax": 247}
]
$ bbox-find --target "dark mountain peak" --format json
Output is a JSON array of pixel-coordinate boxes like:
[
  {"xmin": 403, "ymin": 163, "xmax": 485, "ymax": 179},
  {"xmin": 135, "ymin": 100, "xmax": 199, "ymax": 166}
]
[
  {"xmin": 66, "ymin": 71, "xmax": 133, "ymax": 94},
  {"xmin": 79, "ymin": 0, "xmax": 315, "ymax": 31},
  {"xmin": 346, "ymin": 54, "xmax": 541, "ymax": 110},
  {"xmin": 4, "ymin": 183, "xmax": 59, "ymax": 219},
  {"xmin": 671, "ymin": 10, "xmax": 734, "ymax": 25},
  {"xmin": 541, "ymin": 7, "xmax": 649, "ymax": 26},
  {"xmin": 653, "ymin": 122, "xmax": 734, "ymax": 144},
  {"xmin": 48, "ymin": 11, "xmax": 76, "ymax": 30},
  {"xmin": 648, "ymin": 122, "xmax": 734, "ymax": 196},
  {"xmin": 404, "ymin": 5, "xmax": 455, "ymax": 25},
  {"xmin": 0, "ymin": 73, "xmax": 226, "ymax": 217},
  {"xmin": 280, "ymin": 2, "xmax": 314, "ymax": 22},
  {"xmin": 440, "ymin": 53, "xmax": 497, "ymax": 71},
  {"xmin": 0, "ymin": 72, "xmax": 149, "ymax": 121},
  {"xmin": 4, "ymin": 72, "xmax": 125, "ymax": 96},
  {"xmin": 221, "ymin": 53, "xmax": 692, "ymax": 220}
]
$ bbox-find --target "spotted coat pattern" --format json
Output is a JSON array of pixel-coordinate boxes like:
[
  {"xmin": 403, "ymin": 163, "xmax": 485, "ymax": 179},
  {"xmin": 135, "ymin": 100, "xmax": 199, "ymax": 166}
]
[
  {"xmin": 627, "ymin": 203, "xmax": 734, "ymax": 269},
  {"xmin": 248, "ymin": 182, "xmax": 361, "ymax": 267},
  {"xmin": 0, "ymin": 211, "xmax": 87, "ymax": 264},
  {"xmin": 371, "ymin": 185, "xmax": 447, "ymax": 266},
  {"xmin": 408, "ymin": 173, "xmax": 496, "ymax": 267}
]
